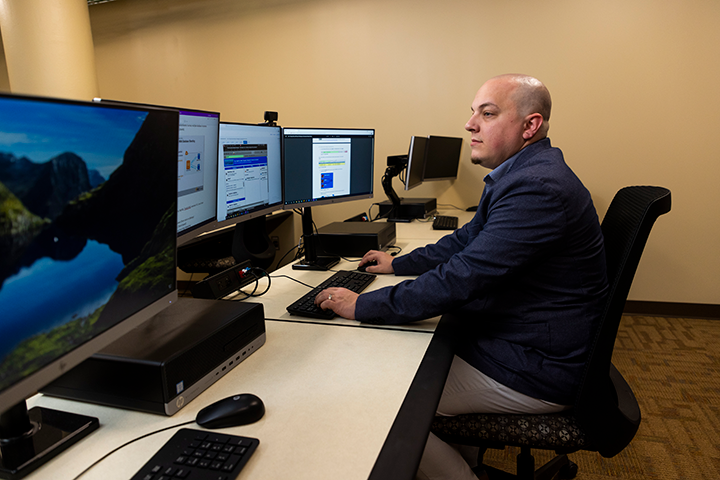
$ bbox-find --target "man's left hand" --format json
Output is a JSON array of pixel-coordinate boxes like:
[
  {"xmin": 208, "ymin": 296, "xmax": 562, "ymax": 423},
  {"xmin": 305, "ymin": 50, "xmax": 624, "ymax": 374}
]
[{"xmin": 315, "ymin": 287, "xmax": 358, "ymax": 320}]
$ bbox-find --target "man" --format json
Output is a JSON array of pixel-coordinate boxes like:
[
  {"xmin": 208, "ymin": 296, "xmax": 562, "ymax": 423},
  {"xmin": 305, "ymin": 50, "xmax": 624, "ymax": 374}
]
[{"xmin": 316, "ymin": 74, "xmax": 608, "ymax": 479}]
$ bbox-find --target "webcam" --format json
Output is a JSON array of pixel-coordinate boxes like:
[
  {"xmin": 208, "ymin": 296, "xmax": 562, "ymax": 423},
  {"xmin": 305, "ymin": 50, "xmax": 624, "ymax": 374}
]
[{"xmin": 262, "ymin": 111, "xmax": 278, "ymax": 126}]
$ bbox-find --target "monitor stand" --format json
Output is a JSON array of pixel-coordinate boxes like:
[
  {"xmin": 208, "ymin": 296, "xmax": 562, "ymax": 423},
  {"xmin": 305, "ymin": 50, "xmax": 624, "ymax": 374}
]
[
  {"xmin": 0, "ymin": 401, "xmax": 99, "ymax": 479},
  {"xmin": 292, "ymin": 207, "xmax": 340, "ymax": 271},
  {"xmin": 380, "ymin": 160, "xmax": 437, "ymax": 221}
]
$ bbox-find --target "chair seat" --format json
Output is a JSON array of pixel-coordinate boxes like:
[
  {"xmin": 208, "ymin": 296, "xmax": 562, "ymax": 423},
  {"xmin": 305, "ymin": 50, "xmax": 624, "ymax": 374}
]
[{"xmin": 431, "ymin": 411, "xmax": 590, "ymax": 453}]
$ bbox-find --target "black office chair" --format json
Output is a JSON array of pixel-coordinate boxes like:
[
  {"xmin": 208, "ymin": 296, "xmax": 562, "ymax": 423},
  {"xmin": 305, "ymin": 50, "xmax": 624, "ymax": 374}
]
[{"xmin": 430, "ymin": 186, "xmax": 672, "ymax": 479}]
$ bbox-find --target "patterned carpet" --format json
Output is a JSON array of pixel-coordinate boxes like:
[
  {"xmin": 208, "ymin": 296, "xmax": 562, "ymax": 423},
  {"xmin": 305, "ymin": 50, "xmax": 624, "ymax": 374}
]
[{"xmin": 481, "ymin": 315, "xmax": 720, "ymax": 479}]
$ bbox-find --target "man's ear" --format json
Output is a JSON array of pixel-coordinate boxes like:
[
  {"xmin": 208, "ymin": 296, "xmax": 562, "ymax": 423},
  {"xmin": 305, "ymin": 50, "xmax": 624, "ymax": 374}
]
[{"xmin": 522, "ymin": 113, "xmax": 544, "ymax": 140}]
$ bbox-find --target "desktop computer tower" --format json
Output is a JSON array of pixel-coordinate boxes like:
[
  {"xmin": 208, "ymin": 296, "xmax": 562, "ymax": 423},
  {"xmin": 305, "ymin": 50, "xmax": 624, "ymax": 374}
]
[
  {"xmin": 378, "ymin": 198, "xmax": 437, "ymax": 220},
  {"xmin": 315, "ymin": 221, "xmax": 396, "ymax": 257},
  {"xmin": 42, "ymin": 298, "xmax": 266, "ymax": 416}
]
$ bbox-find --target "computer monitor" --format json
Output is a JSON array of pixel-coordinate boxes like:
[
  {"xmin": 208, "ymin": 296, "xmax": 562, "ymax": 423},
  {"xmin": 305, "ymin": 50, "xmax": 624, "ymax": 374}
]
[
  {"xmin": 94, "ymin": 99, "xmax": 220, "ymax": 246},
  {"xmin": 404, "ymin": 136, "xmax": 428, "ymax": 191},
  {"xmin": 422, "ymin": 135, "xmax": 463, "ymax": 181},
  {"xmin": 199, "ymin": 122, "xmax": 284, "ymax": 270},
  {"xmin": 215, "ymin": 122, "xmax": 283, "ymax": 228},
  {"xmin": 176, "ymin": 109, "xmax": 220, "ymax": 245},
  {"xmin": 0, "ymin": 93, "xmax": 179, "ymax": 478},
  {"xmin": 282, "ymin": 127, "xmax": 375, "ymax": 270}
]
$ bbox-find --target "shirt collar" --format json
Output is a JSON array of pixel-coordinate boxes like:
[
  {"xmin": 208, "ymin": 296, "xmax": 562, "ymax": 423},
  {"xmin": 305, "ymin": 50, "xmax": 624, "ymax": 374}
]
[{"xmin": 483, "ymin": 149, "xmax": 522, "ymax": 185}]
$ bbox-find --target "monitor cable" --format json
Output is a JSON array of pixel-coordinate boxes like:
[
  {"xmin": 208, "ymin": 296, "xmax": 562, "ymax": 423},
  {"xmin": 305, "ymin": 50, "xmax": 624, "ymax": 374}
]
[{"xmin": 234, "ymin": 268, "xmax": 271, "ymax": 299}]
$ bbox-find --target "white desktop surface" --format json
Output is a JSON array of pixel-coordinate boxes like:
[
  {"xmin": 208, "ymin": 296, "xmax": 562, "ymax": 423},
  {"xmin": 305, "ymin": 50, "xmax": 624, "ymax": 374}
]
[{"xmin": 26, "ymin": 320, "xmax": 433, "ymax": 480}]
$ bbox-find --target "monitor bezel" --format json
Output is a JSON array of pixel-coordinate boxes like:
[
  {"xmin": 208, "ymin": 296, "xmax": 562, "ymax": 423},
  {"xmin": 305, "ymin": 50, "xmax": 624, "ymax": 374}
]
[
  {"xmin": 0, "ymin": 92, "xmax": 179, "ymax": 415},
  {"xmin": 404, "ymin": 135, "xmax": 428, "ymax": 191},
  {"xmin": 281, "ymin": 127, "xmax": 375, "ymax": 209}
]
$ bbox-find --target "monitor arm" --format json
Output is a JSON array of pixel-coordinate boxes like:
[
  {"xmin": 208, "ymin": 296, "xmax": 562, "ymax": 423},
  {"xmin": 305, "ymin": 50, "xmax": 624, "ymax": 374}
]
[{"xmin": 381, "ymin": 155, "xmax": 408, "ymax": 217}]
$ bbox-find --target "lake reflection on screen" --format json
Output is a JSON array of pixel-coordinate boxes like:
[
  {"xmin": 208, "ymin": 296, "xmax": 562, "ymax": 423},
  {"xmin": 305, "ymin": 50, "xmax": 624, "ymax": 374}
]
[{"xmin": 0, "ymin": 240, "xmax": 125, "ymax": 360}]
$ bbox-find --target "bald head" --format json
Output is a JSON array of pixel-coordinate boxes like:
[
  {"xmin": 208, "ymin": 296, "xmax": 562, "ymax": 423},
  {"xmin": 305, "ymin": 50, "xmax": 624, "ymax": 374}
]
[
  {"xmin": 466, "ymin": 74, "xmax": 553, "ymax": 169},
  {"xmin": 493, "ymin": 74, "xmax": 552, "ymax": 137}
]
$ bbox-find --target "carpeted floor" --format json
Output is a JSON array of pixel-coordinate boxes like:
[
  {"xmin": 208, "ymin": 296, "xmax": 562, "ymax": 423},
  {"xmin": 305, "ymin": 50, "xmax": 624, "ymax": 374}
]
[{"xmin": 481, "ymin": 315, "xmax": 720, "ymax": 479}]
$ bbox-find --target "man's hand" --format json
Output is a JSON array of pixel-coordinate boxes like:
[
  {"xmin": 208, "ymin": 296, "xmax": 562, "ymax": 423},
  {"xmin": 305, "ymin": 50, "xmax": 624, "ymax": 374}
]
[
  {"xmin": 314, "ymin": 287, "xmax": 358, "ymax": 319},
  {"xmin": 358, "ymin": 250, "xmax": 395, "ymax": 274}
]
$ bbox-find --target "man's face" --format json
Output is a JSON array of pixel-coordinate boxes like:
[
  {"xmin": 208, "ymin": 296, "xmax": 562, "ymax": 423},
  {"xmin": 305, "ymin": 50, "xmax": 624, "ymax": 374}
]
[{"xmin": 465, "ymin": 78, "xmax": 527, "ymax": 169}]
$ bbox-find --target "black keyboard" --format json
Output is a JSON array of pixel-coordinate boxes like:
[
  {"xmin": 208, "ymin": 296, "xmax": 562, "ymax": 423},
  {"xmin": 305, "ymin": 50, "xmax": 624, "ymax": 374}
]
[
  {"xmin": 287, "ymin": 270, "xmax": 376, "ymax": 319},
  {"xmin": 432, "ymin": 215, "xmax": 459, "ymax": 230},
  {"xmin": 131, "ymin": 428, "xmax": 258, "ymax": 480}
]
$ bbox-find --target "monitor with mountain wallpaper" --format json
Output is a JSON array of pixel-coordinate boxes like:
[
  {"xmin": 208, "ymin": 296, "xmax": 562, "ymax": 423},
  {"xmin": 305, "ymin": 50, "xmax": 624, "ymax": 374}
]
[{"xmin": 0, "ymin": 92, "xmax": 179, "ymax": 478}]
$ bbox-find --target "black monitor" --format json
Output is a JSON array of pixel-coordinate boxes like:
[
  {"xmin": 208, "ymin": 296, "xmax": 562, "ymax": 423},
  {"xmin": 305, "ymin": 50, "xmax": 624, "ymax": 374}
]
[
  {"xmin": 94, "ymin": 99, "xmax": 220, "ymax": 246},
  {"xmin": 422, "ymin": 135, "xmax": 463, "ymax": 181},
  {"xmin": 0, "ymin": 93, "xmax": 178, "ymax": 478},
  {"xmin": 404, "ymin": 136, "xmax": 428, "ymax": 191},
  {"xmin": 282, "ymin": 127, "xmax": 375, "ymax": 270}
]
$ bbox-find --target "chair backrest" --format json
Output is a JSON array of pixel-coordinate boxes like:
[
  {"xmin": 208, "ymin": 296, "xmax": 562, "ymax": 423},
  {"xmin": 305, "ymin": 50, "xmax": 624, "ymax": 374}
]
[{"xmin": 575, "ymin": 186, "xmax": 671, "ymax": 456}]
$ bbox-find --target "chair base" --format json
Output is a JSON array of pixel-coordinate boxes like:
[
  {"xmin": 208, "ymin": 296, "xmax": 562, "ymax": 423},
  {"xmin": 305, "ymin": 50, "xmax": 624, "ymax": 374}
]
[{"xmin": 479, "ymin": 447, "xmax": 577, "ymax": 480}]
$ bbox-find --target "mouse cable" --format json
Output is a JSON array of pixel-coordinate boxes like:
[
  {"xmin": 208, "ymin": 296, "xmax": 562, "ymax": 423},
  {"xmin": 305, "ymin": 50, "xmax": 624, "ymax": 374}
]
[
  {"xmin": 437, "ymin": 203, "xmax": 466, "ymax": 211},
  {"xmin": 269, "ymin": 274, "xmax": 314, "ymax": 289},
  {"xmin": 71, "ymin": 420, "xmax": 196, "ymax": 480}
]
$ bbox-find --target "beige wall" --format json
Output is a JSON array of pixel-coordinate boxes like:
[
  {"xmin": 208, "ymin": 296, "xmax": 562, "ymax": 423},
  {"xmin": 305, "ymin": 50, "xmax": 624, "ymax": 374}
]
[
  {"xmin": 0, "ymin": 0, "xmax": 98, "ymax": 99},
  {"xmin": 11, "ymin": 0, "xmax": 719, "ymax": 304}
]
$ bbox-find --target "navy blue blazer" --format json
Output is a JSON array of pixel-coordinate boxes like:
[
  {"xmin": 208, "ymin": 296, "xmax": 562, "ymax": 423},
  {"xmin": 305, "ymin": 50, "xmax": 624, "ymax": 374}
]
[{"xmin": 355, "ymin": 138, "xmax": 608, "ymax": 404}]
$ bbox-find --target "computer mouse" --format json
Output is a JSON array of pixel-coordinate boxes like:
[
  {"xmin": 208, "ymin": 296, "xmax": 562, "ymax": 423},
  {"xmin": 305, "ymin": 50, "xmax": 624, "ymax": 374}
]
[
  {"xmin": 196, "ymin": 393, "xmax": 265, "ymax": 429},
  {"xmin": 358, "ymin": 260, "xmax": 378, "ymax": 272}
]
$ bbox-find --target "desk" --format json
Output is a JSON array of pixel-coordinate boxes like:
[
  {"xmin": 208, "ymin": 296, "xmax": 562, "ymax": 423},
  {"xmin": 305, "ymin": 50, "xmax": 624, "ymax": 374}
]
[{"xmin": 24, "ymin": 210, "xmax": 473, "ymax": 480}]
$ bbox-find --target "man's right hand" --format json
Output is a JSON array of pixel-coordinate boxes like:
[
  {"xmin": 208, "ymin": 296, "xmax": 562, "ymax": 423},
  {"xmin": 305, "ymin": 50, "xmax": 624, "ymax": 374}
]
[{"xmin": 359, "ymin": 250, "xmax": 395, "ymax": 274}]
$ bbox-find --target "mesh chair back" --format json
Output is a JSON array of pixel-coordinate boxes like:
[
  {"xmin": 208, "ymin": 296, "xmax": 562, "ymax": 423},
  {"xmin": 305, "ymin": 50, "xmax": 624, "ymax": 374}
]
[{"xmin": 575, "ymin": 186, "xmax": 671, "ymax": 456}]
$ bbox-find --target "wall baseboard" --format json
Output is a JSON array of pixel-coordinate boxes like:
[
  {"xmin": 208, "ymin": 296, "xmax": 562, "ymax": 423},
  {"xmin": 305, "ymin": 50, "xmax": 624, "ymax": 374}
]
[{"xmin": 624, "ymin": 301, "xmax": 720, "ymax": 320}]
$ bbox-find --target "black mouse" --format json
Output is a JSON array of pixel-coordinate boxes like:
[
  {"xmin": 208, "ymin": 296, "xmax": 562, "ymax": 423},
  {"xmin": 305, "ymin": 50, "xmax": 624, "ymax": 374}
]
[
  {"xmin": 358, "ymin": 260, "xmax": 377, "ymax": 272},
  {"xmin": 196, "ymin": 393, "xmax": 265, "ymax": 429}
]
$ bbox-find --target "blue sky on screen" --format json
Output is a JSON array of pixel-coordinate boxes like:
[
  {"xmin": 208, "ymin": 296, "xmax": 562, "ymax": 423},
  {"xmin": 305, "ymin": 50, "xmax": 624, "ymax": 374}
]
[{"xmin": 0, "ymin": 97, "xmax": 149, "ymax": 178}]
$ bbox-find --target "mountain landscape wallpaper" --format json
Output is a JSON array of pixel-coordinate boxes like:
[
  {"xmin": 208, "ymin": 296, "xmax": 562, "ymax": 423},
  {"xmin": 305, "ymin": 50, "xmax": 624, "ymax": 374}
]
[{"xmin": 0, "ymin": 97, "xmax": 178, "ymax": 394}]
